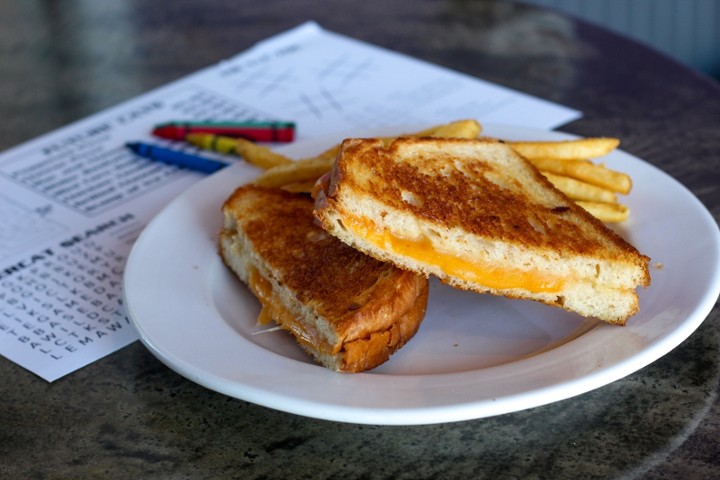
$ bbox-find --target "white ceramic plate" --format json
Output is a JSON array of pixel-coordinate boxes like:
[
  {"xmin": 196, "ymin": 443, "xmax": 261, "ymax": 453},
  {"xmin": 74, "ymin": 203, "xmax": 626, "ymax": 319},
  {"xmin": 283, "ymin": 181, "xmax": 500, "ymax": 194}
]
[{"xmin": 123, "ymin": 124, "xmax": 720, "ymax": 425}]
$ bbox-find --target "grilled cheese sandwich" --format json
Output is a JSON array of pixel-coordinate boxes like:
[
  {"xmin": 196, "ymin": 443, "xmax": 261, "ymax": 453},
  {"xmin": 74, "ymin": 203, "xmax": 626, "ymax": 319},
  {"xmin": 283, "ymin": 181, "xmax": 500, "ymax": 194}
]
[
  {"xmin": 314, "ymin": 137, "xmax": 651, "ymax": 324},
  {"xmin": 219, "ymin": 185, "xmax": 429, "ymax": 372}
]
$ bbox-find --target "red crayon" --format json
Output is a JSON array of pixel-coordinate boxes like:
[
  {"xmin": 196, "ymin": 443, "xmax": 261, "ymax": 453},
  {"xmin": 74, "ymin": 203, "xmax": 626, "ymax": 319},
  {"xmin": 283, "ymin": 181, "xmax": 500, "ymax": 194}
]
[{"xmin": 152, "ymin": 121, "xmax": 295, "ymax": 142}]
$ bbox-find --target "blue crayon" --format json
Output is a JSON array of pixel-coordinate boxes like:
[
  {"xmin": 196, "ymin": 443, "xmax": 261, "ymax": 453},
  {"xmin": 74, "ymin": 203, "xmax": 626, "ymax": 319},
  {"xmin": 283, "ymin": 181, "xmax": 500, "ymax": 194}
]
[{"xmin": 125, "ymin": 142, "xmax": 228, "ymax": 174}]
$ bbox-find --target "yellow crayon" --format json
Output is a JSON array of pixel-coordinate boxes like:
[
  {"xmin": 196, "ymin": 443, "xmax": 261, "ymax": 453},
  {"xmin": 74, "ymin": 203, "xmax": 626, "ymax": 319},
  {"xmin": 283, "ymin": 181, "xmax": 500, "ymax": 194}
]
[
  {"xmin": 185, "ymin": 133, "xmax": 239, "ymax": 155},
  {"xmin": 187, "ymin": 132, "xmax": 293, "ymax": 169}
]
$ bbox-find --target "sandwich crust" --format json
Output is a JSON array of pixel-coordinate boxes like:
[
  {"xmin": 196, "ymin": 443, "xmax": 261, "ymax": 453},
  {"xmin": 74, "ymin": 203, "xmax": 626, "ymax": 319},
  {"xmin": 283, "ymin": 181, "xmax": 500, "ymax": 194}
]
[
  {"xmin": 314, "ymin": 137, "xmax": 651, "ymax": 324},
  {"xmin": 219, "ymin": 185, "xmax": 429, "ymax": 372}
]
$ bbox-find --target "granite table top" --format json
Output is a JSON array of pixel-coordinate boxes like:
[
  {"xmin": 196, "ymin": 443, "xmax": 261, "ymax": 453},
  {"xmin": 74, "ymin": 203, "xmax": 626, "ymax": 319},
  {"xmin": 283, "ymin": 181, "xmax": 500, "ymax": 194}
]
[{"xmin": 0, "ymin": 1, "xmax": 718, "ymax": 478}]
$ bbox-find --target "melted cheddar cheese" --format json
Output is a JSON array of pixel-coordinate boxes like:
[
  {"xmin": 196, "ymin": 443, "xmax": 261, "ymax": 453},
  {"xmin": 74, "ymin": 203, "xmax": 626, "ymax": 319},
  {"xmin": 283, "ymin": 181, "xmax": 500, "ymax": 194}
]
[
  {"xmin": 248, "ymin": 268, "xmax": 334, "ymax": 355},
  {"xmin": 341, "ymin": 214, "xmax": 563, "ymax": 294}
]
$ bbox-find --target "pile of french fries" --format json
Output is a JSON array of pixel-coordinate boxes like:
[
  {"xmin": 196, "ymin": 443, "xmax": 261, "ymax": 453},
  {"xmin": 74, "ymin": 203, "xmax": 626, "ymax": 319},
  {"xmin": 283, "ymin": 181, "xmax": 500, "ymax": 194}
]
[
  {"xmin": 229, "ymin": 119, "xmax": 632, "ymax": 223},
  {"xmin": 507, "ymin": 137, "xmax": 631, "ymax": 222}
]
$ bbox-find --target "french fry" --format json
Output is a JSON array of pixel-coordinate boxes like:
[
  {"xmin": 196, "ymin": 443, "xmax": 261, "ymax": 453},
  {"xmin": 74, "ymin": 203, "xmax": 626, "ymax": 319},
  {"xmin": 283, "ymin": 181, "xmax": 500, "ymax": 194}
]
[
  {"xmin": 575, "ymin": 201, "xmax": 630, "ymax": 223},
  {"xmin": 425, "ymin": 119, "xmax": 482, "ymax": 139},
  {"xmin": 302, "ymin": 144, "xmax": 341, "ymax": 163},
  {"xmin": 235, "ymin": 138, "xmax": 293, "ymax": 169},
  {"xmin": 528, "ymin": 157, "xmax": 632, "ymax": 194},
  {"xmin": 280, "ymin": 180, "xmax": 317, "ymax": 194},
  {"xmin": 509, "ymin": 137, "xmax": 620, "ymax": 160},
  {"xmin": 253, "ymin": 156, "xmax": 334, "ymax": 188},
  {"xmin": 380, "ymin": 119, "xmax": 482, "ymax": 141},
  {"xmin": 541, "ymin": 172, "xmax": 618, "ymax": 203},
  {"xmin": 312, "ymin": 119, "xmax": 481, "ymax": 162}
]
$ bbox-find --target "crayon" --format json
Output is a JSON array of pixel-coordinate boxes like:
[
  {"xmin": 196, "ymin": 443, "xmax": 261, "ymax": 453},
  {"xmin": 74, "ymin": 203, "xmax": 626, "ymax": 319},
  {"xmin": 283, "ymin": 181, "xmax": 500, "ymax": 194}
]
[
  {"xmin": 125, "ymin": 142, "xmax": 228, "ymax": 174},
  {"xmin": 185, "ymin": 133, "xmax": 239, "ymax": 155},
  {"xmin": 152, "ymin": 121, "xmax": 295, "ymax": 142}
]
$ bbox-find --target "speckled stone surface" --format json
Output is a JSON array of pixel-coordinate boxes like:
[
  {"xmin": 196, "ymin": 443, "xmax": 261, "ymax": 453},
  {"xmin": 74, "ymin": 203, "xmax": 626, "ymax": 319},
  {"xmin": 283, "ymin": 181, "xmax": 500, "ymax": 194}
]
[{"xmin": 1, "ymin": 1, "xmax": 719, "ymax": 478}]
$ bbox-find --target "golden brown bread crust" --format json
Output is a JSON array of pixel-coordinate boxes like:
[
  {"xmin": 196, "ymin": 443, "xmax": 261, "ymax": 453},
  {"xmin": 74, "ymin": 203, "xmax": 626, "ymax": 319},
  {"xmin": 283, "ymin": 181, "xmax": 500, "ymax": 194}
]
[
  {"xmin": 314, "ymin": 137, "xmax": 651, "ymax": 324},
  {"xmin": 326, "ymin": 137, "xmax": 649, "ymax": 266},
  {"xmin": 219, "ymin": 185, "xmax": 428, "ymax": 372}
]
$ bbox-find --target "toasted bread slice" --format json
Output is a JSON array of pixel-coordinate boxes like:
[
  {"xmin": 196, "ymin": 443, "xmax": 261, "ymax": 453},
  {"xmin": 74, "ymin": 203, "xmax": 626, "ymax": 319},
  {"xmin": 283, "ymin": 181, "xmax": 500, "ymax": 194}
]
[
  {"xmin": 314, "ymin": 137, "xmax": 651, "ymax": 324},
  {"xmin": 219, "ymin": 185, "xmax": 429, "ymax": 372}
]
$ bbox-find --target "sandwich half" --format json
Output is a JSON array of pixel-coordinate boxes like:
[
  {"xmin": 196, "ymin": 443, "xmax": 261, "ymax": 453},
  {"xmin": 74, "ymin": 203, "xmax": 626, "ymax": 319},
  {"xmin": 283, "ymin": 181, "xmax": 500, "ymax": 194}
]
[
  {"xmin": 219, "ymin": 185, "xmax": 429, "ymax": 372},
  {"xmin": 314, "ymin": 137, "xmax": 651, "ymax": 325}
]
